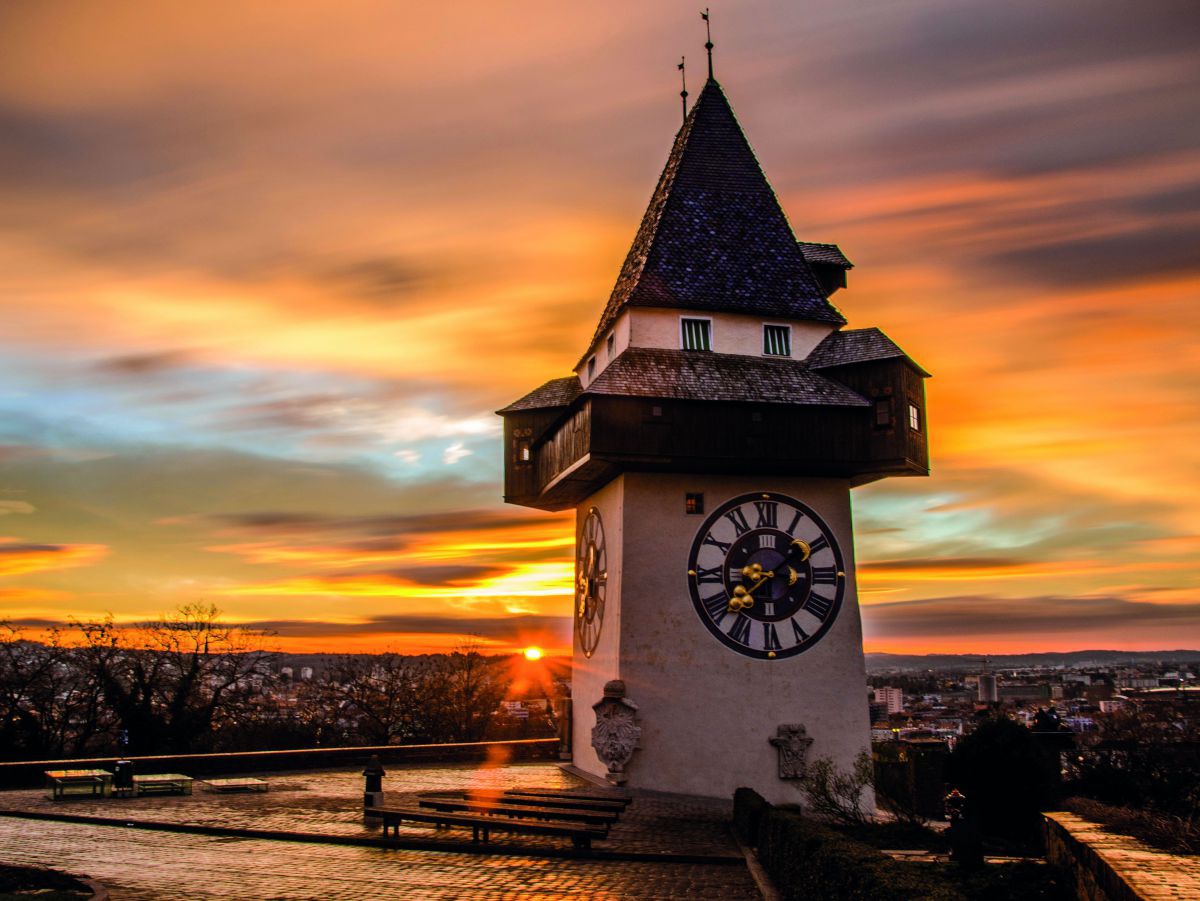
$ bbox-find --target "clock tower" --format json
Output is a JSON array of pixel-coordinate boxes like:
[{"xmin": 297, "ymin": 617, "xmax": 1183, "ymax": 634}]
[{"xmin": 498, "ymin": 75, "xmax": 929, "ymax": 804}]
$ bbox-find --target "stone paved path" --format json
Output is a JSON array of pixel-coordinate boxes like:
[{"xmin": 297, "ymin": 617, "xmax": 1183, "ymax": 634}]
[
  {"xmin": 0, "ymin": 763, "xmax": 738, "ymax": 858},
  {"xmin": 0, "ymin": 817, "xmax": 760, "ymax": 900}
]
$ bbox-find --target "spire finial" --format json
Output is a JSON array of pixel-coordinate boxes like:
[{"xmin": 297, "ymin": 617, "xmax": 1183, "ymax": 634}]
[
  {"xmin": 701, "ymin": 8, "xmax": 713, "ymax": 80},
  {"xmin": 678, "ymin": 56, "xmax": 688, "ymax": 125}
]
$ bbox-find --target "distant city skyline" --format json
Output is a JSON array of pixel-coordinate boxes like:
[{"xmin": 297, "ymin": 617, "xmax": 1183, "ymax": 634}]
[{"xmin": 1, "ymin": 1, "xmax": 1197, "ymax": 654}]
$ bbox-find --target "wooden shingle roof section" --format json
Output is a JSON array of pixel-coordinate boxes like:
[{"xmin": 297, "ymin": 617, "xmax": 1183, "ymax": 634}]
[
  {"xmin": 587, "ymin": 348, "xmax": 869, "ymax": 407},
  {"xmin": 806, "ymin": 328, "xmax": 931, "ymax": 377},
  {"xmin": 495, "ymin": 376, "xmax": 581, "ymax": 413},
  {"xmin": 587, "ymin": 80, "xmax": 845, "ymax": 351},
  {"xmin": 797, "ymin": 242, "xmax": 853, "ymax": 269}
]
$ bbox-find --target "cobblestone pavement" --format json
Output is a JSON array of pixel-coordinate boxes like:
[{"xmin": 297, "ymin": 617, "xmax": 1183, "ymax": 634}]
[
  {"xmin": 0, "ymin": 763, "xmax": 738, "ymax": 858},
  {"xmin": 0, "ymin": 817, "xmax": 761, "ymax": 900}
]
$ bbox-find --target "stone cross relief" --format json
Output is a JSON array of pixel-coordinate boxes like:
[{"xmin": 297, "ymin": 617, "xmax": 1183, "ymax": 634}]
[
  {"xmin": 590, "ymin": 680, "xmax": 641, "ymax": 784},
  {"xmin": 769, "ymin": 723, "xmax": 814, "ymax": 780}
]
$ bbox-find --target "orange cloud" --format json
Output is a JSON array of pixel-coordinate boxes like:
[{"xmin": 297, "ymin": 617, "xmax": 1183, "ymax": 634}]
[{"xmin": 0, "ymin": 538, "xmax": 108, "ymax": 577}]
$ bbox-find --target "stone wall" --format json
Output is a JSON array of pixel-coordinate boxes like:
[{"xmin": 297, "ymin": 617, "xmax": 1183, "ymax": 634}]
[
  {"xmin": 1044, "ymin": 812, "xmax": 1199, "ymax": 901},
  {"xmin": 0, "ymin": 738, "xmax": 559, "ymax": 789}
]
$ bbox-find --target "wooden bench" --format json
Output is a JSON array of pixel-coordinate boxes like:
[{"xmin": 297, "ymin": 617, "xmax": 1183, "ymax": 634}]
[
  {"xmin": 502, "ymin": 787, "xmax": 633, "ymax": 806},
  {"xmin": 132, "ymin": 774, "xmax": 193, "ymax": 796},
  {"xmin": 452, "ymin": 789, "xmax": 629, "ymax": 813},
  {"xmin": 205, "ymin": 777, "xmax": 268, "ymax": 793},
  {"xmin": 369, "ymin": 805, "xmax": 607, "ymax": 850},
  {"xmin": 418, "ymin": 797, "xmax": 617, "ymax": 828},
  {"xmin": 44, "ymin": 769, "xmax": 112, "ymax": 801}
]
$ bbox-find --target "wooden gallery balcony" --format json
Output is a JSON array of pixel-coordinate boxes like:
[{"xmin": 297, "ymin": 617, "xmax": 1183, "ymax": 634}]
[{"xmin": 498, "ymin": 345, "xmax": 929, "ymax": 512}]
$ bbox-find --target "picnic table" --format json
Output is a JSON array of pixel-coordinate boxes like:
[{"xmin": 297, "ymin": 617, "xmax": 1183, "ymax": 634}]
[
  {"xmin": 205, "ymin": 777, "xmax": 268, "ymax": 793},
  {"xmin": 132, "ymin": 773, "xmax": 193, "ymax": 796},
  {"xmin": 44, "ymin": 769, "xmax": 113, "ymax": 801}
]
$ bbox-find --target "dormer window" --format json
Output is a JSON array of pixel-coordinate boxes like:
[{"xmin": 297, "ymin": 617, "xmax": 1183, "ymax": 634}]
[
  {"xmin": 681, "ymin": 318, "xmax": 711, "ymax": 351},
  {"xmin": 606, "ymin": 334, "xmax": 615, "ymax": 358},
  {"xmin": 587, "ymin": 356, "xmax": 596, "ymax": 378},
  {"xmin": 763, "ymin": 324, "xmax": 791, "ymax": 356}
]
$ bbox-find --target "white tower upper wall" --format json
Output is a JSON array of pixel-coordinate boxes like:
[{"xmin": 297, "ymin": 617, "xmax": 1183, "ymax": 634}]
[{"xmin": 577, "ymin": 309, "xmax": 837, "ymax": 387}]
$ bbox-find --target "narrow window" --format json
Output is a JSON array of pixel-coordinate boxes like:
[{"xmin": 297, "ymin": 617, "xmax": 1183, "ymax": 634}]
[
  {"xmin": 606, "ymin": 334, "xmax": 615, "ymax": 358},
  {"xmin": 587, "ymin": 356, "xmax": 596, "ymax": 378},
  {"xmin": 908, "ymin": 403, "xmax": 921, "ymax": 432},
  {"xmin": 515, "ymin": 438, "xmax": 531, "ymax": 463},
  {"xmin": 685, "ymin": 493, "xmax": 704, "ymax": 515},
  {"xmin": 874, "ymin": 398, "xmax": 892, "ymax": 427},
  {"xmin": 763, "ymin": 324, "xmax": 791, "ymax": 356},
  {"xmin": 681, "ymin": 318, "xmax": 711, "ymax": 351}
]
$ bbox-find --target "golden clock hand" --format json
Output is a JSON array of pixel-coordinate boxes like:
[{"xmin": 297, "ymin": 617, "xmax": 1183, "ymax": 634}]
[{"xmin": 728, "ymin": 570, "xmax": 774, "ymax": 612}]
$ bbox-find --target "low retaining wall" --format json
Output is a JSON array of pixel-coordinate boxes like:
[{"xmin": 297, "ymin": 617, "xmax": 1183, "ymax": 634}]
[
  {"xmin": 1044, "ymin": 811, "xmax": 1199, "ymax": 901},
  {"xmin": 0, "ymin": 738, "xmax": 559, "ymax": 789}
]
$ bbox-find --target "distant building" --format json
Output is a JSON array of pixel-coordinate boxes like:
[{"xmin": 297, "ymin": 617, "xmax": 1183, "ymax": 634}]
[
  {"xmin": 978, "ymin": 673, "xmax": 999, "ymax": 703},
  {"xmin": 300, "ymin": 666, "xmax": 314, "ymax": 681},
  {"xmin": 280, "ymin": 666, "xmax": 294, "ymax": 681},
  {"xmin": 874, "ymin": 686, "xmax": 904, "ymax": 714}
]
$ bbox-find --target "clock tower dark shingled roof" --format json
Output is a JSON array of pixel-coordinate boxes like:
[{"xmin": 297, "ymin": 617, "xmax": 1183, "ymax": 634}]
[{"xmin": 586, "ymin": 79, "xmax": 845, "ymax": 353}]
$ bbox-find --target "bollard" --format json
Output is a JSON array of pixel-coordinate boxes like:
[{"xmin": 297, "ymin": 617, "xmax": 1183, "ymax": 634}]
[
  {"xmin": 362, "ymin": 754, "xmax": 386, "ymax": 826},
  {"xmin": 944, "ymin": 788, "xmax": 983, "ymax": 869}
]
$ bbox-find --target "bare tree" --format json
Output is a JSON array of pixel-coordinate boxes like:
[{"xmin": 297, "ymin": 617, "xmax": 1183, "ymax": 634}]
[
  {"xmin": 76, "ymin": 604, "xmax": 276, "ymax": 755},
  {"xmin": 422, "ymin": 644, "xmax": 510, "ymax": 743},
  {"xmin": 314, "ymin": 652, "xmax": 425, "ymax": 746},
  {"xmin": 0, "ymin": 622, "xmax": 109, "ymax": 759}
]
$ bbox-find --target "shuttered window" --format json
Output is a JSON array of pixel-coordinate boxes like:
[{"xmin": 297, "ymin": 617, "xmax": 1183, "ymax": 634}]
[
  {"xmin": 908, "ymin": 403, "xmax": 921, "ymax": 432},
  {"xmin": 763, "ymin": 324, "xmax": 791, "ymax": 356},
  {"xmin": 681, "ymin": 318, "xmax": 711, "ymax": 351}
]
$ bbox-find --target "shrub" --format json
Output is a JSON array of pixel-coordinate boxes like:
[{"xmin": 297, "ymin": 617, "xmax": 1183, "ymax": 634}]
[
  {"xmin": 800, "ymin": 750, "xmax": 874, "ymax": 825},
  {"xmin": 946, "ymin": 716, "xmax": 1059, "ymax": 844},
  {"xmin": 756, "ymin": 808, "xmax": 961, "ymax": 901},
  {"xmin": 1063, "ymin": 797, "xmax": 1199, "ymax": 854},
  {"xmin": 733, "ymin": 786, "xmax": 769, "ymax": 845}
]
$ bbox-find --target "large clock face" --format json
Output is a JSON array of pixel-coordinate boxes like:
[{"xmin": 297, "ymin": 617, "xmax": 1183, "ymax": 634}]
[
  {"xmin": 687, "ymin": 492, "xmax": 845, "ymax": 659},
  {"xmin": 576, "ymin": 507, "xmax": 607, "ymax": 657}
]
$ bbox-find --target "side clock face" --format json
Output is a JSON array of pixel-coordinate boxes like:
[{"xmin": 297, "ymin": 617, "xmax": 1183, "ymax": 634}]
[
  {"xmin": 687, "ymin": 492, "xmax": 845, "ymax": 660},
  {"xmin": 576, "ymin": 507, "xmax": 607, "ymax": 657}
]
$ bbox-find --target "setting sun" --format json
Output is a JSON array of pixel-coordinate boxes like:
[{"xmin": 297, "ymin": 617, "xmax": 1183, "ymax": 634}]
[{"xmin": 523, "ymin": 646, "xmax": 544, "ymax": 661}]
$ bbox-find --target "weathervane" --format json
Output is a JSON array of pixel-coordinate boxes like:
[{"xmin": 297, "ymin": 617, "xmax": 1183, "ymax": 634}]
[
  {"xmin": 701, "ymin": 8, "xmax": 714, "ymax": 80},
  {"xmin": 678, "ymin": 57, "xmax": 688, "ymax": 124}
]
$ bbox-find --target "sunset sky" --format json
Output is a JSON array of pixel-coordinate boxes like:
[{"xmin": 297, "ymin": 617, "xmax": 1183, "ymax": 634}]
[{"xmin": 1, "ymin": 1, "xmax": 1197, "ymax": 655}]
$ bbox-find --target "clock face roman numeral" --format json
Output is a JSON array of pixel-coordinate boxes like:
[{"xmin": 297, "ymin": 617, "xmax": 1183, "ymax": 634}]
[
  {"xmin": 724, "ymin": 507, "xmax": 751, "ymax": 536},
  {"xmin": 763, "ymin": 622, "xmax": 782, "ymax": 651},
  {"xmin": 790, "ymin": 617, "xmax": 810, "ymax": 643},
  {"xmin": 702, "ymin": 533, "xmax": 731, "ymax": 554},
  {"xmin": 695, "ymin": 565, "xmax": 723, "ymax": 583},
  {"xmin": 758, "ymin": 533, "xmax": 777, "ymax": 550},
  {"xmin": 803, "ymin": 593, "xmax": 834, "ymax": 620},
  {"xmin": 785, "ymin": 509, "xmax": 804, "ymax": 535},
  {"xmin": 728, "ymin": 613, "xmax": 752, "ymax": 645},
  {"xmin": 806, "ymin": 534, "xmax": 830, "ymax": 555},
  {"xmin": 754, "ymin": 501, "xmax": 778, "ymax": 529},
  {"xmin": 812, "ymin": 566, "xmax": 839, "ymax": 585},
  {"xmin": 703, "ymin": 593, "xmax": 729, "ymax": 626}
]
